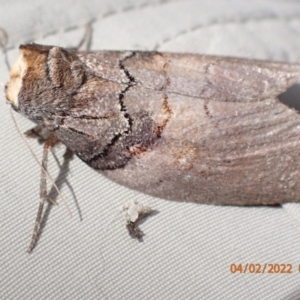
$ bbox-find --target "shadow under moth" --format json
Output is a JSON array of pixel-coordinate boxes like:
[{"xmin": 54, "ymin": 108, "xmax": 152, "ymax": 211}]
[{"xmin": 5, "ymin": 44, "xmax": 300, "ymax": 251}]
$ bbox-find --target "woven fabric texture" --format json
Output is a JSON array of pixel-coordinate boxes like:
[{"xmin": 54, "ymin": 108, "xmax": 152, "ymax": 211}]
[{"xmin": 1, "ymin": 0, "xmax": 300, "ymax": 299}]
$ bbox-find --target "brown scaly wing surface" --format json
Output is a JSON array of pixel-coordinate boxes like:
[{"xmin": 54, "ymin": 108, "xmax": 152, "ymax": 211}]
[{"xmin": 80, "ymin": 51, "xmax": 300, "ymax": 205}]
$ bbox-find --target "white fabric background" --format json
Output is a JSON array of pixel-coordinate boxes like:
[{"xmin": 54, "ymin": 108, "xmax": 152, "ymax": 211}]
[{"xmin": 1, "ymin": 0, "xmax": 300, "ymax": 299}]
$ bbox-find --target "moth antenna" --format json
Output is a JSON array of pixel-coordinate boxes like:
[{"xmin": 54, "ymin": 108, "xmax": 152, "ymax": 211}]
[
  {"xmin": 9, "ymin": 108, "xmax": 72, "ymax": 217},
  {"xmin": 76, "ymin": 23, "xmax": 92, "ymax": 51}
]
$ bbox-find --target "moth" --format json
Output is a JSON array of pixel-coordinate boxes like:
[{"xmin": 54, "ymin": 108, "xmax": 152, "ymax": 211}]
[{"xmin": 5, "ymin": 44, "xmax": 300, "ymax": 250}]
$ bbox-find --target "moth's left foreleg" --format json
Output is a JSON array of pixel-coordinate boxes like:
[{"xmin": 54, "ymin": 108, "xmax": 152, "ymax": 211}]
[{"xmin": 27, "ymin": 135, "xmax": 57, "ymax": 253}]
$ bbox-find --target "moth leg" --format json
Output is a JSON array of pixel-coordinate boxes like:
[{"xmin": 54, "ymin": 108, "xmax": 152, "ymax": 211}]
[
  {"xmin": 25, "ymin": 125, "xmax": 52, "ymax": 144},
  {"xmin": 27, "ymin": 135, "xmax": 57, "ymax": 253},
  {"xmin": 25, "ymin": 126, "xmax": 60, "ymax": 205}
]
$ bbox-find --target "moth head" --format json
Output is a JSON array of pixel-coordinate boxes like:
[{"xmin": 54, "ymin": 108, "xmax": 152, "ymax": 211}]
[
  {"xmin": 5, "ymin": 50, "xmax": 26, "ymax": 111},
  {"xmin": 5, "ymin": 44, "xmax": 86, "ymax": 112},
  {"xmin": 5, "ymin": 44, "xmax": 50, "ymax": 111}
]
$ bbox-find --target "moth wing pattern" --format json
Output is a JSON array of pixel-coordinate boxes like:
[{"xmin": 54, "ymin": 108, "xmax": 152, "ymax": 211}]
[
  {"xmin": 79, "ymin": 51, "xmax": 300, "ymax": 205},
  {"xmin": 5, "ymin": 44, "xmax": 300, "ymax": 205}
]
